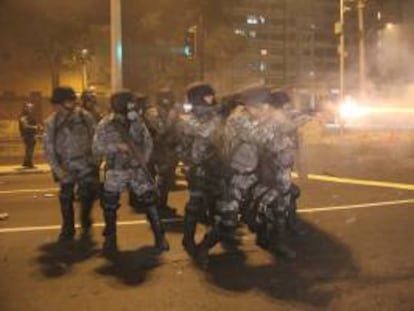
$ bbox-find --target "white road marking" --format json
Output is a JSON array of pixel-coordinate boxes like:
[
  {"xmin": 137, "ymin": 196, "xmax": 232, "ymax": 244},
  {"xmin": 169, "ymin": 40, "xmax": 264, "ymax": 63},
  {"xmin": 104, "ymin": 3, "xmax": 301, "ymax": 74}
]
[
  {"xmin": 0, "ymin": 218, "xmax": 180, "ymax": 234},
  {"xmin": 0, "ymin": 188, "xmax": 59, "ymax": 195},
  {"xmin": 1, "ymin": 198, "xmax": 413, "ymax": 234},
  {"xmin": 299, "ymin": 198, "xmax": 414, "ymax": 214},
  {"xmin": 2, "ymin": 172, "xmax": 414, "ymax": 196},
  {"xmin": 305, "ymin": 174, "xmax": 414, "ymax": 191}
]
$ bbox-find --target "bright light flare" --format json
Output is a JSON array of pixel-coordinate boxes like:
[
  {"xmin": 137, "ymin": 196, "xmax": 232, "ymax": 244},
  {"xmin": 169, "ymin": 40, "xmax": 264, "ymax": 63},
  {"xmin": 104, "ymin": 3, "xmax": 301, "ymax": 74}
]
[
  {"xmin": 338, "ymin": 96, "xmax": 414, "ymax": 126},
  {"xmin": 386, "ymin": 23, "xmax": 395, "ymax": 30},
  {"xmin": 339, "ymin": 96, "xmax": 368, "ymax": 119}
]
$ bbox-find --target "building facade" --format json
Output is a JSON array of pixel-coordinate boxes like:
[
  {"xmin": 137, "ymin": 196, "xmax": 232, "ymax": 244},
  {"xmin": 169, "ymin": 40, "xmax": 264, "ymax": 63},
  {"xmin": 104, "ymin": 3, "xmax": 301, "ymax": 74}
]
[{"xmin": 226, "ymin": 0, "xmax": 339, "ymax": 92}]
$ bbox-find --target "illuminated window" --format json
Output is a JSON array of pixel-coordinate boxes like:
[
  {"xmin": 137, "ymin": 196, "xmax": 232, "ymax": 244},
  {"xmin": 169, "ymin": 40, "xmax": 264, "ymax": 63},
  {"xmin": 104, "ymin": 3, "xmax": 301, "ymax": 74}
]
[
  {"xmin": 234, "ymin": 28, "xmax": 246, "ymax": 36},
  {"xmin": 247, "ymin": 15, "xmax": 258, "ymax": 24},
  {"xmin": 249, "ymin": 30, "xmax": 257, "ymax": 38},
  {"xmin": 259, "ymin": 16, "xmax": 266, "ymax": 24}
]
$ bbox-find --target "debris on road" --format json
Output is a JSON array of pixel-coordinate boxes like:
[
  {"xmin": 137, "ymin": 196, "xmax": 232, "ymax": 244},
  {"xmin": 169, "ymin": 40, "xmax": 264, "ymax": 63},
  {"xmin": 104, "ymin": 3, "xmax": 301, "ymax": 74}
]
[
  {"xmin": 346, "ymin": 216, "xmax": 357, "ymax": 224},
  {"xmin": 0, "ymin": 212, "xmax": 9, "ymax": 220}
]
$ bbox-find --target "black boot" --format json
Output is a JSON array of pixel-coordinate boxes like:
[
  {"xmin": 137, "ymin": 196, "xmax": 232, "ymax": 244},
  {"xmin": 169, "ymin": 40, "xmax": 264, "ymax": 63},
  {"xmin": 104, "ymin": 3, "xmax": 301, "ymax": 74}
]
[
  {"xmin": 182, "ymin": 213, "xmax": 197, "ymax": 257},
  {"xmin": 196, "ymin": 227, "xmax": 221, "ymax": 269},
  {"xmin": 78, "ymin": 182, "xmax": 98, "ymax": 240},
  {"xmin": 102, "ymin": 209, "xmax": 118, "ymax": 257},
  {"xmin": 101, "ymin": 191, "xmax": 120, "ymax": 257},
  {"xmin": 271, "ymin": 218, "xmax": 296, "ymax": 261},
  {"xmin": 287, "ymin": 184, "xmax": 305, "ymax": 236},
  {"xmin": 157, "ymin": 177, "xmax": 176, "ymax": 217},
  {"xmin": 80, "ymin": 199, "xmax": 94, "ymax": 240},
  {"xmin": 255, "ymin": 222, "xmax": 271, "ymax": 251},
  {"xmin": 58, "ymin": 185, "xmax": 75, "ymax": 242},
  {"xmin": 146, "ymin": 205, "xmax": 170, "ymax": 252},
  {"xmin": 287, "ymin": 202, "xmax": 306, "ymax": 236}
]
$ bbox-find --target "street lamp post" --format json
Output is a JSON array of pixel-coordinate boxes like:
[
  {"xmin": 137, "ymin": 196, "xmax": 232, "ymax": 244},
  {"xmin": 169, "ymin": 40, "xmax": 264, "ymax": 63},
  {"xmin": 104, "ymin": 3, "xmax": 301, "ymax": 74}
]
[
  {"xmin": 80, "ymin": 49, "xmax": 89, "ymax": 91},
  {"xmin": 357, "ymin": 0, "xmax": 366, "ymax": 98},
  {"xmin": 110, "ymin": 0, "xmax": 123, "ymax": 92},
  {"xmin": 335, "ymin": 0, "xmax": 347, "ymax": 132},
  {"xmin": 339, "ymin": 0, "xmax": 345, "ymax": 104}
]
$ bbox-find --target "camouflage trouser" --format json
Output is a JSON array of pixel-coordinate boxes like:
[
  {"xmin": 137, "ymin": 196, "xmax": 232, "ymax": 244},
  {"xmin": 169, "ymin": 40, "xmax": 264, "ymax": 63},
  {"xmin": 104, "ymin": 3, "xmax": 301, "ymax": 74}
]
[
  {"xmin": 104, "ymin": 168, "xmax": 156, "ymax": 197},
  {"xmin": 185, "ymin": 166, "xmax": 218, "ymax": 224},
  {"xmin": 275, "ymin": 167, "xmax": 292, "ymax": 194},
  {"xmin": 57, "ymin": 168, "xmax": 100, "ymax": 235},
  {"xmin": 59, "ymin": 167, "xmax": 100, "ymax": 203}
]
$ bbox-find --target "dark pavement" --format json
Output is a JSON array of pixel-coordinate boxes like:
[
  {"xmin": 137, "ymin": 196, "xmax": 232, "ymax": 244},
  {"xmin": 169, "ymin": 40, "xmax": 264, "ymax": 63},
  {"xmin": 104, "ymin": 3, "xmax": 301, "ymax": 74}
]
[{"xmin": 1, "ymin": 139, "xmax": 414, "ymax": 310}]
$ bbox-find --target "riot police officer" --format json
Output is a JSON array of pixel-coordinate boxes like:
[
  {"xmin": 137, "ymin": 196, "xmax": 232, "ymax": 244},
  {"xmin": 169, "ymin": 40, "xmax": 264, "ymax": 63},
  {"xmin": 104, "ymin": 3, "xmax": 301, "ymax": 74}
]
[
  {"xmin": 175, "ymin": 83, "xmax": 224, "ymax": 258},
  {"xmin": 152, "ymin": 88, "xmax": 179, "ymax": 212},
  {"xmin": 93, "ymin": 91, "xmax": 169, "ymax": 256},
  {"xmin": 220, "ymin": 85, "xmax": 297, "ymax": 261},
  {"xmin": 43, "ymin": 86, "xmax": 99, "ymax": 242},
  {"xmin": 80, "ymin": 89, "xmax": 102, "ymax": 122}
]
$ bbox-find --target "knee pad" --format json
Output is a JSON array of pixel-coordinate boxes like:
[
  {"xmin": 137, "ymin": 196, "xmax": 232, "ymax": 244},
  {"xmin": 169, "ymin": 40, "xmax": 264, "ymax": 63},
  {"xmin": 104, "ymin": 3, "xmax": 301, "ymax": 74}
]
[
  {"xmin": 101, "ymin": 191, "xmax": 120, "ymax": 211},
  {"xmin": 216, "ymin": 200, "xmax": 239, "ymax": 229}
]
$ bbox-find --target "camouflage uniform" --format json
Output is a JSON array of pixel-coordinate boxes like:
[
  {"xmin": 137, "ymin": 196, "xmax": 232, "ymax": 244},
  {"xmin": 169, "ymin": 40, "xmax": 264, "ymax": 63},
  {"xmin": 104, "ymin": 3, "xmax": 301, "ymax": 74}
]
[
  {"xmin": 93, "ymin": 91, "xmax": 169, "ymax": 255},
  {"xmin": 43, "ymin": 92, "xmax": 99, "ymax": 241},
  {"xmin": 134, "ymin": 90, "xmax": 179, "ymax": 212},
  {"xmin": 222, "ymin": 89, "xmax": 297, "ymax": 260},
  {"xmin": 175, "ymin": 84, "xmax": 225, "ymax": 257},
  {"xmin": 270, "ymin": 91, "xmax": 308, "ymax": 235}
]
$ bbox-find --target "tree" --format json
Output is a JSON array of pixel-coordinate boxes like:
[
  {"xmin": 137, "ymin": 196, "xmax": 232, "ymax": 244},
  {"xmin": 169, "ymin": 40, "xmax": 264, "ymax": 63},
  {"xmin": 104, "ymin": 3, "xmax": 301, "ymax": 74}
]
[
  {"xmin": 122, "ymin": 0, "xmax": 246, "ymax": 93},
  {"xmin": 0, "ymin": 0, "xmax": 100, "ymax": 91}
]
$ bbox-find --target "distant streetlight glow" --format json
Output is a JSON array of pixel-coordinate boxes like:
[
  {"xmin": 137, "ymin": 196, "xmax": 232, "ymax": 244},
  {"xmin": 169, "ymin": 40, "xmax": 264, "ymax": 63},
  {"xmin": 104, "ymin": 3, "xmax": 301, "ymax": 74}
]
[
  {"xmin": 386, "ymin": 23, "xmax": 395, "ymax": 30},
  {"xmin": 377, "ymin": 11, "xmax": 382, "ymax": 21},
  {"xmin": 80, "ymin": 48, "xmax": 89, "ymax": 91}
]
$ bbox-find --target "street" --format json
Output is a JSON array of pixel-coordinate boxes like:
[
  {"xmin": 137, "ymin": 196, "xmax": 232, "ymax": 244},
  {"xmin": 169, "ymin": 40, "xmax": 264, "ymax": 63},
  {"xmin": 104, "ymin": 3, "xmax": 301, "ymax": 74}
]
[
  {"xmin": 1, "ymin": 138, "xmax": 414, "ymax": 311},
  {"xmin": 1, "ymin": 0, "xmax": 413, "ymax": 309}
]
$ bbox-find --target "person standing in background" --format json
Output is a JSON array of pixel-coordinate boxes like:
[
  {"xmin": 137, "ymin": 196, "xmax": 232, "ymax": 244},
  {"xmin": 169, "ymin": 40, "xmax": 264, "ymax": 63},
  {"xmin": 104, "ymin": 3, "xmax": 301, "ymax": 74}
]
[{"xmin": 19, "ymin": 102, "xmax": 41, "ymax": 168}]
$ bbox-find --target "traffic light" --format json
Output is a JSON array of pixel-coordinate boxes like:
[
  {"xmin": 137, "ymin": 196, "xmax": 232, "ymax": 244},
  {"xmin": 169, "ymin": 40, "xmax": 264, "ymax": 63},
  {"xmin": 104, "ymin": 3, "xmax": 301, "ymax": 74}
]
[{"xmin": 184, "ymin": 25, "xmax": 197, "ymax": 59}]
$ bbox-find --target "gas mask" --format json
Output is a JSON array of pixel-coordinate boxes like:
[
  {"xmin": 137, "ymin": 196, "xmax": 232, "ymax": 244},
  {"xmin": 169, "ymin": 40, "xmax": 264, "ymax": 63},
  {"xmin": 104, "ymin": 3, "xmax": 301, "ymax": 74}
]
[
  {"xmin": 126, "ymin": 101, "xmax": 139, "ymax": 121},
  {"xmin": 183, "ymin": 102, "xmax": 193, "ymax": 113}
]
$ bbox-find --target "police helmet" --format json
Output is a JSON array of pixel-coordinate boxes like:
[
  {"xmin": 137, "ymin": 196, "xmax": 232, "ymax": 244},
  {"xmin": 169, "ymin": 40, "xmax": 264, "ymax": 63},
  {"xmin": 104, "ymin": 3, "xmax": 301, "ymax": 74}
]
[
  {"xmin": 242, "ymin": 86, "xmax": 272, "ymax": 105},
  {"xmin": 110, "ymin": 91, "xmax": 135, "ymax": 114},
  {"xmin": 270, "ymin": 91, "xmax": 290, "ymax": 108},
  {"xmin": 51, "ymin": 87, "xmax": 77, "ymax": 105},
  {"xmin": 81, "ymin": 90, "xmax": 97, "ymax": 105},
  {"xmin": 186, "ymin": 83, "xmax": 215, "ymax": 106},
  {"xmin": 156, "ymin": 88, "xmax": 175, "ymax": 107}
]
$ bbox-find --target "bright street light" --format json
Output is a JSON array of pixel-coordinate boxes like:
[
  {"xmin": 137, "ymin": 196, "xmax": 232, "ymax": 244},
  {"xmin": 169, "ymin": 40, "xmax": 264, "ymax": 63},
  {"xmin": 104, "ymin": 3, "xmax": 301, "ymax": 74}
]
[{"xmin": 386, "ymin": 23, "xmax": 395, "ymax": 30}]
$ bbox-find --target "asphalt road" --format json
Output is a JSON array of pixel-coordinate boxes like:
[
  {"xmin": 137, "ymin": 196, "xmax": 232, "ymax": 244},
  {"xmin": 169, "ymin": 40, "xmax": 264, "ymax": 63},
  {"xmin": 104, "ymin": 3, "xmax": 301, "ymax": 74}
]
[{"xmin": 1, "ymin": 143, "xmax": 414, "ymax": 311}]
